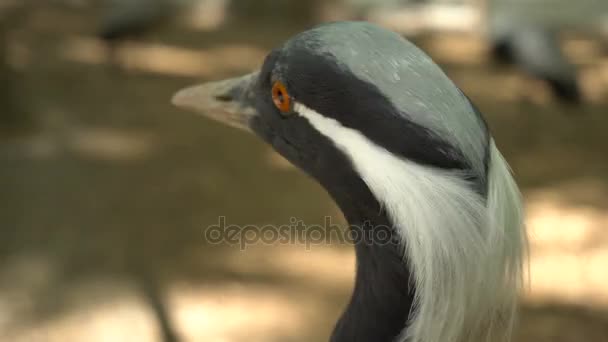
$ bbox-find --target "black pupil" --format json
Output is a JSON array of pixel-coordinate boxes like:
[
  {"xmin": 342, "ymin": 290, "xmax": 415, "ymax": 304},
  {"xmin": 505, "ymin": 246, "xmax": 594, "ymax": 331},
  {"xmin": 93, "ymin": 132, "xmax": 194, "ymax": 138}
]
[{"xmin": 277, "ymin": 90, "xmax": 284, "ymax": 103}]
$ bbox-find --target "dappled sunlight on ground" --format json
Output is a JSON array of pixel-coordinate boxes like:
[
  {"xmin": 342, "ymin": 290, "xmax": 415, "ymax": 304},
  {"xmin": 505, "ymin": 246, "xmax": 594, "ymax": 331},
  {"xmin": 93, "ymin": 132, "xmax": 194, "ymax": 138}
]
[
  {"xmin": 169, "ymin": 283, "xmax": 311, "ymax": 342},
  {"xmin": 1, "ymin": 197, "xmax": 607, "ymax": 342},
  {"xmin": 526, "ymin": 191, "xmax": 608, "ymax": 306},
  {"xmin": 2, "ymin": 276, "xmax": 160, "ymax": 342},
  {"xmin": 0, "ymin": 247, "xmax": 348, "ymax": 342}
]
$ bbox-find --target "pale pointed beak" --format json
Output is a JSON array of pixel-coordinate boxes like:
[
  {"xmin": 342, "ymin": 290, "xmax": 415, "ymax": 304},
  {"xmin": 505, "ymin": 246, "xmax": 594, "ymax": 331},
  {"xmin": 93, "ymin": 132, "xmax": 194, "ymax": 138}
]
[{"xmin": 172, "ymin": 72, "xmax": 259, "ymax": 132}]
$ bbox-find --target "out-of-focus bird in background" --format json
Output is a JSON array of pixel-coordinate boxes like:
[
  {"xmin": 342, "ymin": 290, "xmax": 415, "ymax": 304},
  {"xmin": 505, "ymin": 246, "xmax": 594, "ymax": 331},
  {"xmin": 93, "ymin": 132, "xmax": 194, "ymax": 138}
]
[
  {"xmin": 97, "ymin": 0, "xmax": 213, "ymax": 69},
  {"xmin": 98, "ymin": 0, "xmax": 186, "ymax": 43},
  {"xmin": 173, "ymin": 21, "xmax": 527, "ymax": 342},
  {"xmin": 488, "ymin": 19, "xmax": 581, "ymax": 103},
  {"xmin": 487, "ymin": 0, "xmax": 608, "ymax": 104},
  {"xmin": 487, "ymin": 0, "xmax": 580, "ymax": 103}
]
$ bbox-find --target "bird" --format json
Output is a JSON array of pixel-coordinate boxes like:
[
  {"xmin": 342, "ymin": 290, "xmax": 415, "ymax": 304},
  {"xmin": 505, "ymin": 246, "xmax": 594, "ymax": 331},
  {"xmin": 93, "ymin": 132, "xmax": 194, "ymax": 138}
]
[
  {"xmin": 172, "ymin": 21, "xmax": 528, "ymax": 342},
  {"xmin": 487, "ymin": 1, "xmax": 582, "ymax": 103},
  {"xmin": 97, "ymin": 0, "xmax": 180, "ymax": 68},
  {"xmin": 97, "ymin": 0, "xmax": 206, "ymax": 70},
  {"xmin": 98, "ymin": 0, "xmax": 181, "ymax": 43}
]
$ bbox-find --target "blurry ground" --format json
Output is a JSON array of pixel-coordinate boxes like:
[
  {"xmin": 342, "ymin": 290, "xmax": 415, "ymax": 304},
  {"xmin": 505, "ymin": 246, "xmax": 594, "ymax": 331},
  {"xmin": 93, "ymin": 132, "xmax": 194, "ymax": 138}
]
[{"xmin": 1, "ymin": 3, "xmax": 608, "ymax": 342}]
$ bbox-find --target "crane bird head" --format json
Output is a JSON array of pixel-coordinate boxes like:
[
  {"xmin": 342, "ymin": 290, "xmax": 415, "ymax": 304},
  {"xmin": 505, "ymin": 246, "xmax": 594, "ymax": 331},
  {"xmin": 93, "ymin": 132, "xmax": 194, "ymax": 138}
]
[{"xmin": 173, "ymin": 21, "xmax": 527, "ymax": 342}]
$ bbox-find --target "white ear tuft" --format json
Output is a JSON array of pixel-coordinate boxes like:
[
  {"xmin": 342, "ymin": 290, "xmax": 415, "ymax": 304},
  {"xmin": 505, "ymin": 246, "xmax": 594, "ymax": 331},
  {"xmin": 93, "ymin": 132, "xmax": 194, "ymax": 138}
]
[{"xmin": 295, "ymin": 102, "xmax": 527, "ymax": 342}]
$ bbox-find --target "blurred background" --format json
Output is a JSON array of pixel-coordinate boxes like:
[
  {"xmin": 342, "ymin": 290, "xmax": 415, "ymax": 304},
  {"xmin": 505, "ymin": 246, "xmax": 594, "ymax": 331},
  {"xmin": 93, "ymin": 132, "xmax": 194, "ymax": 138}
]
[{"xmin": 1, "ymin": 0, "xmax": 608, "ymax": 341}]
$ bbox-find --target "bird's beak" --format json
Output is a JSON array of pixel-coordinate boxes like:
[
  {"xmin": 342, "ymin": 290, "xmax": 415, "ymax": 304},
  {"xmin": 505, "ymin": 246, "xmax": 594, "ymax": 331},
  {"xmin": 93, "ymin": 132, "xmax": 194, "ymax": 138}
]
[{"xmin": 171, "ymin": 72, "xmax": 259, "ymax": 132}]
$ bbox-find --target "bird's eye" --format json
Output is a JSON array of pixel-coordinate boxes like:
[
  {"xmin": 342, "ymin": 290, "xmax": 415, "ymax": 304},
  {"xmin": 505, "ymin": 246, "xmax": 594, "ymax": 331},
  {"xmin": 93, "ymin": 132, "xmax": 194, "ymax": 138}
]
[{"xmin": 271, "ymin": 81, "xmax": 292, "ymax": 114}]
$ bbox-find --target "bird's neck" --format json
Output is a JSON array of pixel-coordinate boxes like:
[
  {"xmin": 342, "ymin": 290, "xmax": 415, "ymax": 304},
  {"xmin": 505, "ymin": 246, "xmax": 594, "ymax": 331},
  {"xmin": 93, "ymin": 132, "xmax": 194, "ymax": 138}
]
[{"xmin": 328, "ymin": 189, "xmax": 415, "ymax": 342}]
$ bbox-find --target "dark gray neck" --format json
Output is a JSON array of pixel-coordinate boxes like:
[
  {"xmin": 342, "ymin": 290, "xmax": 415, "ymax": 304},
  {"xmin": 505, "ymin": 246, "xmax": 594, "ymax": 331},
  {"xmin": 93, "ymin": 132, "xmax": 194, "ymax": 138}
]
[
  {"xmin": 322, "ymin": 175, "xmax": 416, "ymax": 342},
  {"xmin": 298, "ymin": 143, "xmax": 416, "ymax": 341}
]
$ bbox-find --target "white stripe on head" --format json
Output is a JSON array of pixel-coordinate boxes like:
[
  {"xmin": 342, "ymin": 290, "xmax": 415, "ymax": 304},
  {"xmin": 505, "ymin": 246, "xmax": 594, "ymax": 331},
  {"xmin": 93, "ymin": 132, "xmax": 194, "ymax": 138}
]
[{"xmin": 294, "ymin": 102, "xmax": 527, "ymax": 342}]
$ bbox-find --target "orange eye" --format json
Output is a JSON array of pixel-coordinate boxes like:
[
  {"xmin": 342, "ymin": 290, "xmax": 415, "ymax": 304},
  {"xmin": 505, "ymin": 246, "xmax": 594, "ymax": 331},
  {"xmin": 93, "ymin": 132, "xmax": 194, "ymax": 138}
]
[{"xmin": 271, "ymin": 81, "xmax": 292, "ymax": 114}]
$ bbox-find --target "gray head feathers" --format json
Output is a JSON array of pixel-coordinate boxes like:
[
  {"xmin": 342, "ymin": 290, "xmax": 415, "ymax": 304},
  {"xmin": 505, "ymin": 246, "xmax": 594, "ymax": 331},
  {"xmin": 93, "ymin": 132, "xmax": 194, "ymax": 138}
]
[{"xmin": 285, "ymin": 22, "xmax": 488, "ymax": 178}]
